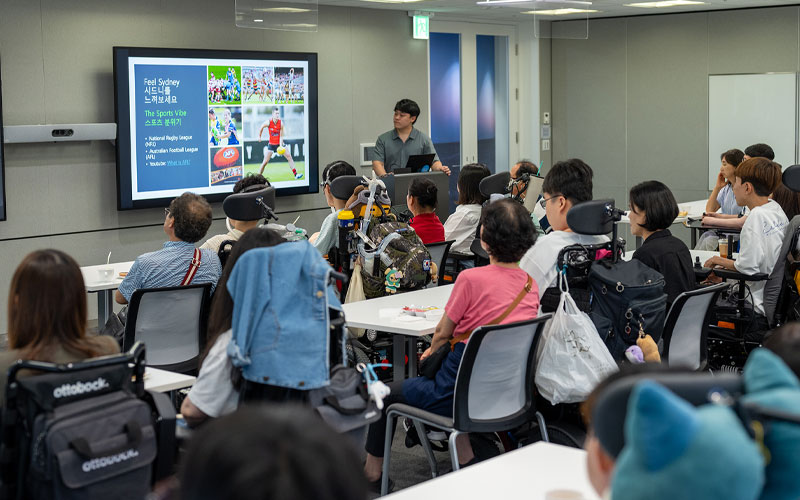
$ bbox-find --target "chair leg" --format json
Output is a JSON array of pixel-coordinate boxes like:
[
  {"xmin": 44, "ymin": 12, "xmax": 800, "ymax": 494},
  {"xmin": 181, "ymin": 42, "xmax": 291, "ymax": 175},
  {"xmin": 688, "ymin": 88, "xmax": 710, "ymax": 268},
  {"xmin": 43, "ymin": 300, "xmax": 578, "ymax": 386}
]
[
  {"xmin": 536, "ymin": 411, "xmax": 549, "ymax": 443},
  {"xmin": 381, "ymin": 411, "xmax": 396, "ymax": 496},
  {"xmin": 449, "ymin": 430, "xmax": 461, "ymax": 472},
  {"xmin": 412, "ymin": 419, "xmax": 439, "ymax": 478}
]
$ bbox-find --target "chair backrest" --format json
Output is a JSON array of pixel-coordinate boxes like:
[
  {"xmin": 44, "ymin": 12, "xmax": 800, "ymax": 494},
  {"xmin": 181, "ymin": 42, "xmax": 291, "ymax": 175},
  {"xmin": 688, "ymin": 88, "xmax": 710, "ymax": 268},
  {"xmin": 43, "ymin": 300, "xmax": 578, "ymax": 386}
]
[
  {"xmin": 592, "ymin": 371, "xmax": 743, "ymax": 459},
  {"xmin": 452, "ymin": 315, "xmax": 551, "ymax": 433},
  {"xmin": 662, "ymin": 283, "xmax": 728, "ymax": 370},
  {"xmin": 123, "ymin": 283, "xmax": 212, "ymax": 373},
  {"xmin": 764, "ymin": 215, "xmax": 800, "ymax": 325},
  {"xmin": 426, "ymin": 240, "xmax": 454, "ymax": 285}
]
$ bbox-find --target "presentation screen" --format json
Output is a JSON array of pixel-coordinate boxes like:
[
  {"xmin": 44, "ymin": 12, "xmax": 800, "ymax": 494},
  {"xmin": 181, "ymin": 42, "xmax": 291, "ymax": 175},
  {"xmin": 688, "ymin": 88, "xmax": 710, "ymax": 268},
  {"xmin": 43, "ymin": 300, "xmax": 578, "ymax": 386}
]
[{"xmin": 114, "ymin": 47, "xmax": 318, "ymax": 210}]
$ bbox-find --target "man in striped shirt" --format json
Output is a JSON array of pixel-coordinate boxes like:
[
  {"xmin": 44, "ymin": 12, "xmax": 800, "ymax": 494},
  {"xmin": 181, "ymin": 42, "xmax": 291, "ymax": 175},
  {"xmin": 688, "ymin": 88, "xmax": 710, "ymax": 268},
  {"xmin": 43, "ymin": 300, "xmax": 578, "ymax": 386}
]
[{"xmin": 116, "ymin": 193, "xmax": 222, "ymax": 304}]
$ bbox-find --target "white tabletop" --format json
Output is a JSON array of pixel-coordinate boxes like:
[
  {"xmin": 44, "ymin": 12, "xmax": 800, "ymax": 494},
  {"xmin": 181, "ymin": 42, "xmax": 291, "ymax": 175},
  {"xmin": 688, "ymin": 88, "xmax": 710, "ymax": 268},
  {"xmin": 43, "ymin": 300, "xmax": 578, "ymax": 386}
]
[
  {"xmin": 342, "ymin": 285, "xmax": 454, "ymax": 337},
  {"xmin": 386, "ymin": 442, "xmax": 600, "ymax": 500},
  {"xmin": 619, "ymin": 198, "xmax": 707, "ymax": 225},
  {"xmin": 81, "ymin": 261, "xmax": 134, "ymax": 292},
  {"xmin": 144, "ymin": 367, "xmax": 196, "ymax": 393},
  {"xmin": 622, "ymin": 249, "xmax": 738, "ymax": 263}
]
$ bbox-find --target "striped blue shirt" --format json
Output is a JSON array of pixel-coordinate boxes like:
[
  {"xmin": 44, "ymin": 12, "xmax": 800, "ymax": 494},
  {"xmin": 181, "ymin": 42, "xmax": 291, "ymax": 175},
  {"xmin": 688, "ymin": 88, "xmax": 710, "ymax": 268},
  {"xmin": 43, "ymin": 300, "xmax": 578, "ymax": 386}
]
[{"xmin": 118, "ymin": 241, "xmax": 222, "ymax": 301}]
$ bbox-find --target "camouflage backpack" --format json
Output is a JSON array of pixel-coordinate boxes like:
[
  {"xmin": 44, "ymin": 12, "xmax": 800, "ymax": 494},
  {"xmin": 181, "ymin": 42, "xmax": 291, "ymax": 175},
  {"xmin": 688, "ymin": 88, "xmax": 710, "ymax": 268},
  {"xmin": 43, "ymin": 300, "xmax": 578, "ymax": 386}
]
[{"xmin": 360, "ymin": 221, "xmax": 432, "ymax": 298}]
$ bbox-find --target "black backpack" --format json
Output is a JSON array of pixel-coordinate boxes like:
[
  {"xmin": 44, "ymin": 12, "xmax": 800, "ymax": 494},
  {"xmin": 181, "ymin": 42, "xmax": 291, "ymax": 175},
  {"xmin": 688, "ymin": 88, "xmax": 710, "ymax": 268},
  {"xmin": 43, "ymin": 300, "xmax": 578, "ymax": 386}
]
[
  {"xmin": 0, "ymin": 343, "xmax": 175, "ymax": 500},
  {"xmin": 588, "ymin": 259, "xmax": 667, "ymax": 361}
]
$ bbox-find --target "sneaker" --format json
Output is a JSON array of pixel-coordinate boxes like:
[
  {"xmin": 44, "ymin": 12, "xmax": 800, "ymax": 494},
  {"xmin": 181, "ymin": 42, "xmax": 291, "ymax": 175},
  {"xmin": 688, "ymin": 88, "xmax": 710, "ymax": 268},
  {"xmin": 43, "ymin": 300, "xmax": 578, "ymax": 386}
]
[{"xmin": 295, "ymin": 172, "xmax": 303, "ymax": 180}]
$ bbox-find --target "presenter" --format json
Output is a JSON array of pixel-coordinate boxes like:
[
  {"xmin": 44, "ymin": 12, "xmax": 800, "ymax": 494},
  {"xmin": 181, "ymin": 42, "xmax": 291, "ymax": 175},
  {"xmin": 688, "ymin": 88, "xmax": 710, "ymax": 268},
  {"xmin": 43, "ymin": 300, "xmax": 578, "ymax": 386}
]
[{"xmin": 372, "ymin": 99, "xmax": 450, "ymax": 177}]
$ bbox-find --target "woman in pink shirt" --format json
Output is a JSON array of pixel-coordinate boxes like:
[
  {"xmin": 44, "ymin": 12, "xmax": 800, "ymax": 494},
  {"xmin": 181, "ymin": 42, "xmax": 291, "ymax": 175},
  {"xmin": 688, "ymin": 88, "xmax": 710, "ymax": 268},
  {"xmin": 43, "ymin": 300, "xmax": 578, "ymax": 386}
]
[{"xmin": 363, "ymin": 199, "xmax": 539, "ymax": 491}]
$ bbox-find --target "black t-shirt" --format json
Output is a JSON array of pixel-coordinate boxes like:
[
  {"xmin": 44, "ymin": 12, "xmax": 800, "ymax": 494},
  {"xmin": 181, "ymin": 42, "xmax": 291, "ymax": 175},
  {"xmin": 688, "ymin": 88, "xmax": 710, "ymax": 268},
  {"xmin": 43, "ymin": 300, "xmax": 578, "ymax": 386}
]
[{"xmin": 632, "ymin": 229, "xmax": 696, "ymax": 305}]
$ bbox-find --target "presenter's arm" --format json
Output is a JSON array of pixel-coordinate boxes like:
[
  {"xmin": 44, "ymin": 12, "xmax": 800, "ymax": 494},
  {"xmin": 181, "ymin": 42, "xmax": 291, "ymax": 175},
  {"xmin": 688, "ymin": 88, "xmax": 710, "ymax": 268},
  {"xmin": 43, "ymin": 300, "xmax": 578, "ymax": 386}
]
[
  {"xmin": 432, "ymin": 161, "xmax": 450, "ymax": 176},
  {"xmin": 372, "ymin": 161, "xmax": 388, "ymax": 177}
]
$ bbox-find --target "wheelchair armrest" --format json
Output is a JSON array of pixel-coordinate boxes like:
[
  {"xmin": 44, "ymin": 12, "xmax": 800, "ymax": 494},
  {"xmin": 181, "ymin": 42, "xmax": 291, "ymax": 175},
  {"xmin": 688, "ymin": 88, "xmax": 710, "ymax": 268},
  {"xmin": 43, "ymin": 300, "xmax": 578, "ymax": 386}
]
[
  {"xmin": 693, "ymin": 266, "xmax": 712, "ymax": 280},
  {"xmin": 712, "ymin": 268, "xmax": 769, "ymax": 282}
]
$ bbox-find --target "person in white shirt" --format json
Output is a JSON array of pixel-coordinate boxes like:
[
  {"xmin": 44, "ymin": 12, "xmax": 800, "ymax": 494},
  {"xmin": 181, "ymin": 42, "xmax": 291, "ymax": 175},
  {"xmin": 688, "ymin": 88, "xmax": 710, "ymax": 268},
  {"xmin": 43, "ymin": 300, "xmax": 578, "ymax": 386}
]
[
  {"xmin": 201, "ymin": 174, "xmax": 270, "ymax": 253},
  {"xmin": 309, "ymin": 160, "xmax": 357, "ymax": 254},
  {"xmin": 520, "ymin": 158, "xmax": 608, "ymax": 293},
  {"xmin": 443, "ymin": 163, "xmax": 490, "ymax": 255},
  {"xmin": 704, "ymin": 157, "xmax": 787, "ymax": 318}
]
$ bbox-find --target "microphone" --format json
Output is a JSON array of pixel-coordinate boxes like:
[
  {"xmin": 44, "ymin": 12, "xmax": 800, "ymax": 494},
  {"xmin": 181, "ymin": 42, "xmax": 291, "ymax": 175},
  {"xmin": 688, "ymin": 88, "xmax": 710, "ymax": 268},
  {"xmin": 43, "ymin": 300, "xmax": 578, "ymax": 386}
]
[{"xmin": 256, "ymin": 196, "xmax": 278, "ymax": 221}]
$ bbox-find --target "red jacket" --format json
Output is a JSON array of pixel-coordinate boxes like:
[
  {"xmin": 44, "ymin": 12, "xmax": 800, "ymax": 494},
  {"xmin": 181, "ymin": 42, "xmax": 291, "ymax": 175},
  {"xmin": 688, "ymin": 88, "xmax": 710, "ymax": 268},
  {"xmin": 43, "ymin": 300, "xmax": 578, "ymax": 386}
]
[{"xmin": 410, "ymin": 212, "xmax": 445, "ymax": 245}]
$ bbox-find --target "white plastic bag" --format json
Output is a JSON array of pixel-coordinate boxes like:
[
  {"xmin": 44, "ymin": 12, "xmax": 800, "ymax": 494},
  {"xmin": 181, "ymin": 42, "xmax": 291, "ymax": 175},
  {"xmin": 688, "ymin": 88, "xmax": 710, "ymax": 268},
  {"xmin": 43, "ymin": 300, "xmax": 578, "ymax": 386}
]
[
  {"xmin": 345, "ymin": 260, "xmax": 366, "ymax": 338},
  {"xmin": 535, "ymin": 282, "xmax": 618, "ymax": 404}
]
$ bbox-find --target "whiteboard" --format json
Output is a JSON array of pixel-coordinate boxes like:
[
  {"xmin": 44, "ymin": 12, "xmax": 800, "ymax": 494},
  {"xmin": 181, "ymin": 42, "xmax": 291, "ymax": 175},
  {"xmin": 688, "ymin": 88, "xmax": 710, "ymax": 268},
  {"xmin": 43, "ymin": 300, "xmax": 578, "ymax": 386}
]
[{"xmin": 708, "ymin": 73, "xmax": 797, "ymax": 190}]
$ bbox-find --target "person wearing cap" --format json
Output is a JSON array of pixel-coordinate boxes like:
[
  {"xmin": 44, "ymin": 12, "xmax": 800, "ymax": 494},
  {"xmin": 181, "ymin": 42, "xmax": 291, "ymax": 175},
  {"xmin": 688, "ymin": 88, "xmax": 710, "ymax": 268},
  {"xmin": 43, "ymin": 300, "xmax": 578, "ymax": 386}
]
[{"xmin": 309, "ymin": 161, "xmax": 357, "ymax": 254}]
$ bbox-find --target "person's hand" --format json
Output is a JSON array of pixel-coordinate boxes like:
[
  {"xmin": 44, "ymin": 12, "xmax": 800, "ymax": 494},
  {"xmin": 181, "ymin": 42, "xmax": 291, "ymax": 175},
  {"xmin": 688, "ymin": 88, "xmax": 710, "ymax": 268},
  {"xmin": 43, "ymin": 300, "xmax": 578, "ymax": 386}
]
[
  {"xmin": 420, "ymin": 347, "xmax": 432, "ymax": 361},
  {"xmin": 703, "ymin": 211, "xmax": 720, "ymax": 218},
  {"xmin": 704, "ymin": 256, "xmax": 720, "ymax": 268},
  {"xmin": 715, "ymin": 171, "xmax": 726, "ymax": 190},
  {"xmin": 436, "ymin": 165, "xmax": 451, "ymax": 176}
]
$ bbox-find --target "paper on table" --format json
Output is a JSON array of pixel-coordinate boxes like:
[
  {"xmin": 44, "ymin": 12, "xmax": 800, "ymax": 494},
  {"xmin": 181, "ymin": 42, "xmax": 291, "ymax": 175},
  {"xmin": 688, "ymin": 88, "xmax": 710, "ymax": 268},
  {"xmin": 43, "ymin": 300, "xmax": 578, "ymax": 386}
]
[{"xmin": 379, "ymin": 308, "xmax": 404, "ymax": 318}]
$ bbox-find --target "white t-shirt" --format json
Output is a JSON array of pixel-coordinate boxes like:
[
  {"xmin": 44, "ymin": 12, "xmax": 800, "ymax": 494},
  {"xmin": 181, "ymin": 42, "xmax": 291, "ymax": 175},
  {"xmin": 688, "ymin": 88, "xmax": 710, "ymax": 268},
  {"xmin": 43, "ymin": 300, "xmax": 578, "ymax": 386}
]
[
  {"xmin": 520, "ymin": 231, "xmax": 609, "ymax": 292},
  {"xmin": 185, "ymin": 330, "xmax": 238, "ymax": 418},
  {"xmin": 200, "ymin": 228, "xmax": 244, "ymax": 254},
  {"xmin": 734, "ymin": 199, "xmax": 788, "ymax": 316},
  {"xmin": 444, "ymin": 204, "xmax": 482, "ymax": 255}
]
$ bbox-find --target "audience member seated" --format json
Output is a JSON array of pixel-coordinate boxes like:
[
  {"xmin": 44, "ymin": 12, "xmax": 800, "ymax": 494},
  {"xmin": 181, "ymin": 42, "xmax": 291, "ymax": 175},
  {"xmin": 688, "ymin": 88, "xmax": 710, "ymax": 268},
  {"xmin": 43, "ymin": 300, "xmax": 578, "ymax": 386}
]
[
  {"xmin": 309, "ymin": 160, "xmax": 357, "ymax": 254},
  {"xmin": 628, "ymin": 181, "xmax": 695, "ymax": 305},
  {"xmin": 181, "ymin": 228, "xmax": 286, "ymax": 427},
  {"xmin": 116, "ymin": 192, "xmax": 221, "ymax": 304},
  {"xmin": 745, "ymin": 142, "xmax": 775, "ymax": 161},
  {"xmin": 407, "ymin": 176, "xmax": 445, "ymax": 245},
  {"xmin": 520, "ymin": 158, "xmax": 607, "ymax": 292},
  {"xmin": 703, "ymin": 157, "xmax": 788, "ymax": 321},
  {"xmin": 0, "ymin": 250, "xmax": 119, "ymax": 400},
  {"xmin": 610, "ymin": 381, "xmax": 764, "ymax": 500},
  {"xmin": 443, "ymin": 163, "xmax": 490, "ymax": 255},
  {"xmin": 511, "ymin": 160, "xmax": 546, "ymax": 234},
  {"xmin": 763, "ymin": 322, "xmax": 800, "ymax": 378},
  {"xmin": 200, "ymin": 173, "xmax": 270, "ymax": 253},
  {"xmin": 697, "ymin": 148, "xmax": 745, "ymax": 249},
  {"xmin": 362, "ymin": 199, "xmax": 539, "ymax": 491},
  {"xmin": 178, "ymin": 405, "xmax": 366, "ymax": 500},
  {"xmin": 771, "ymin": 181, "xmax": 800, "ymax": 220}
]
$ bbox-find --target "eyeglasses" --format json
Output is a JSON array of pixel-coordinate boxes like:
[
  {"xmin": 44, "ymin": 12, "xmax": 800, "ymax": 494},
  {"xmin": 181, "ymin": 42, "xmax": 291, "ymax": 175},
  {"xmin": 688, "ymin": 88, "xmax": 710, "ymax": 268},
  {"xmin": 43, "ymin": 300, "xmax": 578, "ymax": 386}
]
[
  {"xmin": 539, "ymin": 195, "xmax": 563, "ymax": 209},
  {"xmin": 164, "ymin": 208, "xmax": 171, "ymax": 217}
]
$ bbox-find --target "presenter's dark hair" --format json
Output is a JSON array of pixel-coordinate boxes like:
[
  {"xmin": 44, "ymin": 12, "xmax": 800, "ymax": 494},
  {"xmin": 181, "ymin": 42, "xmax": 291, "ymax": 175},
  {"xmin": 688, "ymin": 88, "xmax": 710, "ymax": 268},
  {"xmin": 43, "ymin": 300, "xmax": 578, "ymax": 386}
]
[
  {"xmin": 629, "ymin": 181, "xmax": 679, "ymax": 232},
  {"xmin": 480, "ymin": 199, "xmax": 536, "ymax": 263},
  {"xmin": 735, "ymin": 157, "xmax": 782, "ymax": 197},
  {"xmin": 169, "ymin": 193, "xmax": 213, "ymax": 243},
  {"xmin": 205, "ymin": 228, "xmax": 285, "ymax": 366},
  {"xmin": 179, "ymin": 404, "xmax": 367, "ymax": 500},
  {"xmin": 8, "ymin": 249, "xmax": 108, "ymax": 361},
  {"xmin": 457, "ymin": 163, "xmax": 491, "ymax": 205},
  {"xmin": 394, "ymin": 99, "xmax": 421, "ymax": 122},
  {"xmin": 763, "ymin": 323, "xmax": 800, "ymax": 379},
  {"xmin": 233, "ymin": 173, "xmax": 269, "ymax": 194},
  {"xmin": 408, "ymin": 177, "xmax": 438, "ymax": 209},
  {"xmin": 514, "ymin": 160, "xmax": 539, "ymax": 177},
  {"xmin": 721, "ymin": 149, "xmax": 744, "ymax": 167},
  {"xmin": 542, "ymin": 158, "xmax": 593, "ymax": 204},
  {"xmin": 745, "ymin": 143, "xmax": 775, "ymax": 161}
]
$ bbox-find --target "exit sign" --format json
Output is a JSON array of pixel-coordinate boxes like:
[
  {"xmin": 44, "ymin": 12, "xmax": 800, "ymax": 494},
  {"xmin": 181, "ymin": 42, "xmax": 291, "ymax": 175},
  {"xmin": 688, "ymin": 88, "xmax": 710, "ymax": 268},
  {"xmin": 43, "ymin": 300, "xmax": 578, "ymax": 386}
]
[{"xmin": 413, "ymin": 15, "xmax": 429, "ymax": 40}]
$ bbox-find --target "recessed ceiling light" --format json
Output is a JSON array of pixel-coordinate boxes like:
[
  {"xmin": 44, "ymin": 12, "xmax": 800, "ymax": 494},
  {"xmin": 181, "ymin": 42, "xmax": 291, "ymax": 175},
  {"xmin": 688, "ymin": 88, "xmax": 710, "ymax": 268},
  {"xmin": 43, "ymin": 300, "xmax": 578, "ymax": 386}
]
[
  {"xmin": 477, "ymin": 0, "xmax": 592, "ymax": 5},
  {"xmin": 361, "ymin": 0, "xmax": 425, "ymax": 3},
  {"xmin": 255, "ymin": 7, "xmax": 312, "ymax": 13},
  {"xmin": 625, "ymin": 0, "xmax": 704, "ymax": 7},
  {"xmin": 253, "ymin": 18, "xmax": 264, "ymax": 22},
  {"xmin": 522, "ymin": 8, "xmax": 598, "ymax": 15}
]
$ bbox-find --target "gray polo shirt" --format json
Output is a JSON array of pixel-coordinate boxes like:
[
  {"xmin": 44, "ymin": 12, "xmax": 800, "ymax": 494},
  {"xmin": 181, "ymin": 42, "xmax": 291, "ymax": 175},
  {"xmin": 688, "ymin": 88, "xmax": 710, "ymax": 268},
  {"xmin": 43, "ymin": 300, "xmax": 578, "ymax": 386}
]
[{"xmin": 373, "ymin": 127, "xmax": 440, "ymax": 172}]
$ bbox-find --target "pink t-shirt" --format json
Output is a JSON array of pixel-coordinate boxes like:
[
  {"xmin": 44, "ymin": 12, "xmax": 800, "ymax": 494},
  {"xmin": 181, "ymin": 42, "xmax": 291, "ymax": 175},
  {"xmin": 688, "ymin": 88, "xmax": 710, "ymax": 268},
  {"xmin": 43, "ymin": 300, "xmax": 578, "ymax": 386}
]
[{"xmin": 445, "ymin": 265, "xmax": 540, "ymax": 339}]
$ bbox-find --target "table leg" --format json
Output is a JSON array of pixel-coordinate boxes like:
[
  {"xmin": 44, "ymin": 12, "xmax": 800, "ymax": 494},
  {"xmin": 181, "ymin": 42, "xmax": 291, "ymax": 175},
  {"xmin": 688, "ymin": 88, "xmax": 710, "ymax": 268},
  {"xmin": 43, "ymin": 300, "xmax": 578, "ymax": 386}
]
[
  {"xmin": 97, "ymin": 290, "xmax": 113, "ymax": 328},
  {"xmin": 691, "ymin": 227, "xmax": 697, "ymax": 248},
  {"xmin": 407, "ymin": 338, "xmax": 418, "ymax": 378},
  {"xmin": 392, "ymin": 335, "xmax": 405, "ymax": 382}
]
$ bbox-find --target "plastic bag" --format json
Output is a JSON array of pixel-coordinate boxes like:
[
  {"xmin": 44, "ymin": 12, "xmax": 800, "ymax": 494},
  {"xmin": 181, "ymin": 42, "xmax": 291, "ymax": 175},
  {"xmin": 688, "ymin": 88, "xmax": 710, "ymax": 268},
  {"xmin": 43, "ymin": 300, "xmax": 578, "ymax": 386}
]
[
  {"xmin": 535, "ymin": 280, "xmax": 618, "ymax": 404},
  {"xmin": 345, "ymin": 260, "xmax": 366, "ymax": 338}
]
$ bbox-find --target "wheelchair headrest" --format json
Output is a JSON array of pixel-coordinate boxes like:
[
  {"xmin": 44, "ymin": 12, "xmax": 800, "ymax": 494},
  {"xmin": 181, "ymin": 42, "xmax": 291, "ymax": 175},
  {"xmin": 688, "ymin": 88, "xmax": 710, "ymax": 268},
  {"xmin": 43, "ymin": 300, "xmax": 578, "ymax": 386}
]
[
  {"xmin": 566, "ymin": 199, "xmax": 619, "ymax": 235},
  {"xmin": 223, "ymin": 184, "xmax": 275, "ymax": 221},
  {"xmin": 782, "ymin": 164, "xmax": 800, "ymax": 192},
  {"xmin": 330, "ymin": 175, "xmax": 367, "ymax": 201},
  {"xmin": 525, "ymin": 174, "xmax": 544, "ymax": 201},
  {"xmin": 592, "ymin": 371, "xmax": 743, "ymax": 458},
  {"xmin": 479, "ymin": 172, "xmax": 511, "ymax": 198}
]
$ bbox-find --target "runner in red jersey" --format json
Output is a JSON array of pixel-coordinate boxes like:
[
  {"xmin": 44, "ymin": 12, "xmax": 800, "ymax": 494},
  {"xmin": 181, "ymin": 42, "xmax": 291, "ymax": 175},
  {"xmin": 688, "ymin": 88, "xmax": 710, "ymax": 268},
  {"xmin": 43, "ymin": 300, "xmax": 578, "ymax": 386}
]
[{"xmin": 258, "ymin": 107, "xmax": 300, "ymax": 179}]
